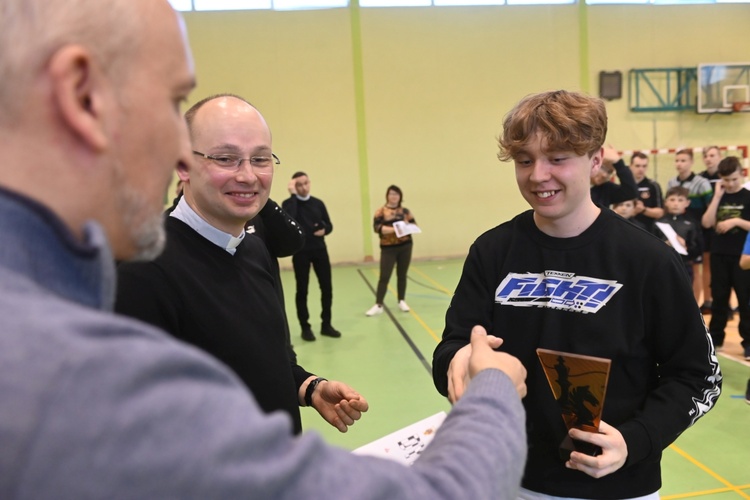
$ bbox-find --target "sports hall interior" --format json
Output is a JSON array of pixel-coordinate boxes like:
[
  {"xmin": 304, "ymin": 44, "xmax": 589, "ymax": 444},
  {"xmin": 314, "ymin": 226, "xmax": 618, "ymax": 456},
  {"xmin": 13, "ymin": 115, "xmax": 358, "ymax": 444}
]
[{"xmin": 179, "ymin": 3, "xmax": 749, "ymax": 498}]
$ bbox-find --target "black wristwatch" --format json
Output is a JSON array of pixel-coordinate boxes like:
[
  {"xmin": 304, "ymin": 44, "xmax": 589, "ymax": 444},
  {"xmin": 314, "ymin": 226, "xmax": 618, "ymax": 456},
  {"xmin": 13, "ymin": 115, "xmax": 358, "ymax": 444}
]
[{"xmin": 304, "ymin": 377, "xmax": 327, "ymax": 407}]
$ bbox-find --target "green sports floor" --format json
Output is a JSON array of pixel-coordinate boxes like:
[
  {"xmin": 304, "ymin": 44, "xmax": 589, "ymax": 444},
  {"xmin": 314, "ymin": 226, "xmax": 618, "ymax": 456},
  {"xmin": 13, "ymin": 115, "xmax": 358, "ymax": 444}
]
[{"xmin": 280, "ymin": 258, "xmax": 750, "ymax": 499}]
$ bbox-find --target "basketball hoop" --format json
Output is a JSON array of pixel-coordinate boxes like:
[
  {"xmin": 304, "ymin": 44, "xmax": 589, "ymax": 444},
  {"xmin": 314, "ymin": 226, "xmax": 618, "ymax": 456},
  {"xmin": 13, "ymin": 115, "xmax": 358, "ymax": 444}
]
[{"xmin": 732, "ymin": 102, "xmax": 750, "ymax": 113}]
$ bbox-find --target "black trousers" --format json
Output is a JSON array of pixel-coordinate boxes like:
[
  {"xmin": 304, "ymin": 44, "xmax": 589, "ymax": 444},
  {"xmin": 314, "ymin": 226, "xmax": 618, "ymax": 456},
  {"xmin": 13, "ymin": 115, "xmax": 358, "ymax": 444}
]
[
  {"xmin": 375, "ymin": 242, "xmax": 413, "ymax": 304},
  {"xmin": 709, "ymin": 252, "xmax": 750, "ymax": 349},
  {"xmin": 292, "ymin": 247, "xmax": 332, "ymax": 329}
]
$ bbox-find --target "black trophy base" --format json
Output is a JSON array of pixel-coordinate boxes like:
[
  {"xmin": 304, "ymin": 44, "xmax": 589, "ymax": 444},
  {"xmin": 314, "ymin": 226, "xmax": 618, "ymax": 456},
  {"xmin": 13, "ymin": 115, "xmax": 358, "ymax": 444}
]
[{"xmin": 559, "ymin": 434, "xmax": 602, "ymax": 461}]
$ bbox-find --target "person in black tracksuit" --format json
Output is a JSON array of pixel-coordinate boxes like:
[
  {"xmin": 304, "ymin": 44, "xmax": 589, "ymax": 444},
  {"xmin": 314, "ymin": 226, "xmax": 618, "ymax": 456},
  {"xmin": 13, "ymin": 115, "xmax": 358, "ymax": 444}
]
[{"xmin": 282, "ymin": 172, "xmax": 341, "ymax": 342}]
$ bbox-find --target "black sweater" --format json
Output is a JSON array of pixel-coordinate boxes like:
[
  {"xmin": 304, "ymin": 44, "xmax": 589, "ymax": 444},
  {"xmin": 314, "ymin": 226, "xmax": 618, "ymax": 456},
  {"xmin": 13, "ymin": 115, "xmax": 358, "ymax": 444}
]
[
  {"xmin": 281, "ymin": 195, "xmax": 332, "ymax": 252},
  {"xmin": 116, "ymin": 217, "xmax": 312, "ymax": 433},
  {"xmin": 433, "ymin": 209, "xmax": 721, "ymax": 499}
]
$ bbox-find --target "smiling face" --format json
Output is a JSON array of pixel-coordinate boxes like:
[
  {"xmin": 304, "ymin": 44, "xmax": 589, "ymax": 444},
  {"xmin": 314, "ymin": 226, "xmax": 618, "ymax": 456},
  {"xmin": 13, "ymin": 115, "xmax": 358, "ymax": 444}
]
[
  {"xmin": 180, "ymin": 96, "xmax": 273, "ymax": 235},
  {"xmin": 514, "ymin": 132, "xmax": 602, "ymax": 237}
]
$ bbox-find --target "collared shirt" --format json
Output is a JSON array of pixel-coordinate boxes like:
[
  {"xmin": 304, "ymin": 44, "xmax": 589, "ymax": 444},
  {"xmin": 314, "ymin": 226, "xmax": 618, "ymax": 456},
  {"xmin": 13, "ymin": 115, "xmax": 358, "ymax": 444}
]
[{"xmin": 170, "ymin": 197, "xmax": 244, "ymax": 255}]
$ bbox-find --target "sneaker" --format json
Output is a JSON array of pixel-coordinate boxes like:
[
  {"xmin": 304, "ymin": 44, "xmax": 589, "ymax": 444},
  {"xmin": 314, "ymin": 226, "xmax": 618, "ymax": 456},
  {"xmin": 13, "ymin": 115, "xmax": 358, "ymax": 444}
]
[
  {"xmin": 320, "ymin": 324, "xmax": 342, "ymax": 338},
  {"xmin": 365, "ymin": 304, "xmax": 383, "ymax": 316},
  {"xmin": 398, "ymin": 300, "xmax": 410, "ymax": 312},
  {"xmin": 301, "ymin": 327, "xmax": 316, "ymax": 342}
]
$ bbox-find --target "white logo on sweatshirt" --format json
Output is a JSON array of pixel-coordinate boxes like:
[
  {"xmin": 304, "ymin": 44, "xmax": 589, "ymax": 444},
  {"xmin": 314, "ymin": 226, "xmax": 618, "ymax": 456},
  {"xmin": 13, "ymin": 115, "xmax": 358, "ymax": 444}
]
[{"xmin": 495, "ymin": 271, "xmax": 622, "ymax": 314}]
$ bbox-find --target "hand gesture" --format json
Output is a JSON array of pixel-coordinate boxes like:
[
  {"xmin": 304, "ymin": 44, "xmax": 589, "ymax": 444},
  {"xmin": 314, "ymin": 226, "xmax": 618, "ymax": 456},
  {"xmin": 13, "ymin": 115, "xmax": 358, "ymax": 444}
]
[
  {"xmin": 634, "ymin": 200, "xmax": 645, "ymax": 215},
  {"xmin": 713, "ymin": 181, "xmax": 725, "ymax": 199},
  {"xmin": 602, "ymin": 145, "xmax": 621, "ymax": 165},
  {"xmin": 287, "ymin": 178, "xmax": 297, "ymax": 195},
  {"xmin": 565, "ymin": 421, "xmax": 628, "ymax": 478},
  {"xmin": 716, "ymin": 218, "xmax": 736, "ymax": 234},
  {"xmin": 447, "ymin": 326, "xmax": 526, "ymax": 403},
  {"xmin": 311, "ymin": 380, "xmax": 369, "ymax": 433}
]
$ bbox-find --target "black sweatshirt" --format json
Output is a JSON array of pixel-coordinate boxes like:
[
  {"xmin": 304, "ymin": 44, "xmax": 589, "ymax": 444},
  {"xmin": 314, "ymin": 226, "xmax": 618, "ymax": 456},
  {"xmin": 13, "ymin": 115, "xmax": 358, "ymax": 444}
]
[{"xmin": 433, "ymin": 209, "xmax": 721, "ymax": 499}]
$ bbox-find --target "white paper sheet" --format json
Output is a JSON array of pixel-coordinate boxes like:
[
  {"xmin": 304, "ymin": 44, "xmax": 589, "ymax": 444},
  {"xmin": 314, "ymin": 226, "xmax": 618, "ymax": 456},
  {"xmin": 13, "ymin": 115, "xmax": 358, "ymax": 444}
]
[
  {"xmin": 352, "ymin": 411, "xmax": 447, "ymax": 466},
  {"xmin": 655, "ymin": 222, "xmax": 688, "ymax": 255},
  {"xmin": 392, "ymin": 221, "xmax": 421, "ymax": 238}
]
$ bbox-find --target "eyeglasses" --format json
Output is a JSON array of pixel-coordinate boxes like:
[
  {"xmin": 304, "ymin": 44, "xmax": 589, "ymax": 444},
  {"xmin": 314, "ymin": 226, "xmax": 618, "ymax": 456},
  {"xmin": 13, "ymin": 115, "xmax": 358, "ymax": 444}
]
[{"xmin": 192, "ymin": 151, "xmax": 280, "ymax": 175}]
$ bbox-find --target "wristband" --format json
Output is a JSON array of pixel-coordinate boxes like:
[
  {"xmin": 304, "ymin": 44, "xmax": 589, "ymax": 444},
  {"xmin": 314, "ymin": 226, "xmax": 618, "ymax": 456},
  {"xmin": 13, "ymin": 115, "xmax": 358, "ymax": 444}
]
[{"xmin": 304, "ymin": 377, "xmax": 327, "ymax": 407}]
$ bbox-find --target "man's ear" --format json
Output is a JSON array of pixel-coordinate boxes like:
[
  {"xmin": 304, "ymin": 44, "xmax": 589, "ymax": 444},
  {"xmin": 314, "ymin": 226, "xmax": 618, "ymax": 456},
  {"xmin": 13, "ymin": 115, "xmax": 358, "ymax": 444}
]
[
  {"xmin": 48, "ymin": 45, "xmax": 109, "ymax": 152},
  {"xmin": 176, "ymin": 160, "xmax": 190, "ymax": 182},
  {"xmin": 590, "ymin": 147, "xmax": 604, "ymax": 174}
]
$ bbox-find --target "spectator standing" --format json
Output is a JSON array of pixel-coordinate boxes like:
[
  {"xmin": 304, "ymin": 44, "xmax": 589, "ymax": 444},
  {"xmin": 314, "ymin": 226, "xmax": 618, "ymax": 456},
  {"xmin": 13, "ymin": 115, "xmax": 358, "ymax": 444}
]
[
  {"xmin": 698, "ymin": 146, "xmax": 723, "ymax": 313},
  {"xmin": 366, "ymin": 185, "xmax": 418, "ymax": 316},
  {"xmin": 590, "ymin": 146, "xmax": 638, "ymax": 208},
  {"xmin": 667, "ymin": 149, "xmax": 714, "ymax": 302},
  {"xmin": 701, "ymin": 156, "xmax": 750, "ymax": 358},
  {"xmin": 283, "ymin": 172, "xmax": 342, "ymax": 341},
  {"xmin": 655, "ymin": 186, "xmax": 703, "ymax": 282},
  {"xmin": 629, "ymin": 151, "xmax": 664, "ymax": 232}
]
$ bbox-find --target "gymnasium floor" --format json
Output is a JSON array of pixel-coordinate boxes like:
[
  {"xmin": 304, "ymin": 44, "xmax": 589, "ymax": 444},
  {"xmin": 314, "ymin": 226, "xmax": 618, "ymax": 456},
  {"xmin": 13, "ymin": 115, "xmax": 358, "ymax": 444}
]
[{"xmin": 282, "ymin": 258, "xmax": 750, "ymax": 499}]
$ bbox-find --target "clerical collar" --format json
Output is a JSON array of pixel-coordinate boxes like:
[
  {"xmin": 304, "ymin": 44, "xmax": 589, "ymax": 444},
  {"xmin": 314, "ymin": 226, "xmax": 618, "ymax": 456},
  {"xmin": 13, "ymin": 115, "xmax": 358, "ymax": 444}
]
[
  {"xmin": 295, "ymin": 194, "xmax": 311, "ymax": 201},
  {"xmin": 170, "ymin": 197, "xmax": 244, "ymax": 255}
]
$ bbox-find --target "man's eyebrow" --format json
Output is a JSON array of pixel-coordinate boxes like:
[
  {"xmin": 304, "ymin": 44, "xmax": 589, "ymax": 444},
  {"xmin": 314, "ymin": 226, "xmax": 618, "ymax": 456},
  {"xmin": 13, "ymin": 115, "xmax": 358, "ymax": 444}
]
[{"xmin": 207, "ymin": 144, "xmax": 242, "ymax": 153}]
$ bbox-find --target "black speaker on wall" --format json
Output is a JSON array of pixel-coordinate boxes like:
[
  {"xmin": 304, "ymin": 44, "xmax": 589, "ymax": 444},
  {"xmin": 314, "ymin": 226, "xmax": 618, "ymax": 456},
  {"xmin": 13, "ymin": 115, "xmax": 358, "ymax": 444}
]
[{"xmin": 599, "ymin": 71, "xmax": 622, "ymax": 101}]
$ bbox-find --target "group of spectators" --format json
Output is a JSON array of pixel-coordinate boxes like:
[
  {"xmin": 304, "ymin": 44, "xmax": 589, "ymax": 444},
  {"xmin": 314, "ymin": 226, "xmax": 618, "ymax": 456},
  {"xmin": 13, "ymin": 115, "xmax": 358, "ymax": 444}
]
[{"xmin": 593, "ymin": 145, "xmax": 750, "ymax": 361}]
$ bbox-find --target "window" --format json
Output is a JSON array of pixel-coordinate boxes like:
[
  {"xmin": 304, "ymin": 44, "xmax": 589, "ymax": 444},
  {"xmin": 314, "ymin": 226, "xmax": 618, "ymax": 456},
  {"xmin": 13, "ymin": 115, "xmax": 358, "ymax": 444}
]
[
  {"xmin": 169, "ymin": 0, "xmax": 748, "ymax": 9},
  {"xmin": 433, "ymin": 0, "xmax": 504, "ymax": 4},
  {"xmin": 168, "ymin": 0, "xmax": 193, "ymax": 10},
  {"xmin": 359, "ymin": 0, "xmax": 430, "ymax": 5},
  {"xmin": 193, "ymin": 0, "xmax": 270, "ymax": 10},
  {"xmin": 274, "ymin": 0, "xmax": 348, "ymax": 8}
]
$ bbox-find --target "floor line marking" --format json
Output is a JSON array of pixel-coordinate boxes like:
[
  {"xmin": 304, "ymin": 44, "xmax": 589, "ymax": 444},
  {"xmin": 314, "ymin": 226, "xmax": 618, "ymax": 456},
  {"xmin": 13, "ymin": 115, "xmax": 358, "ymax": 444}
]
[
  {"xmin": 665, "ymin": 444, "xmax": 750, "ymax": 500},
  {"xmin": 357, "ymin": 268, "xmax": 432, "ymax": 375},
  {"xmin": 411, "ymin": 266, "xmax": 453, "ymax": 295},
  {"xmin": 367, "ymin": 268, "xmax": 442, "ymax": 343},
  {"xmin": 661, "ymin": 486, "xmax": 745, "ymax": 499}
]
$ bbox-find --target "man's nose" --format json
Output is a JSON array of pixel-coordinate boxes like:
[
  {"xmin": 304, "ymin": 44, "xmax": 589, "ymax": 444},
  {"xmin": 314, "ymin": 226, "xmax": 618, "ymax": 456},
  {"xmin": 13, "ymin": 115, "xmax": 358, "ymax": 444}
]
[{"xmin": 529, "ymin": 160, "xmax": 552, "ymax": 182}]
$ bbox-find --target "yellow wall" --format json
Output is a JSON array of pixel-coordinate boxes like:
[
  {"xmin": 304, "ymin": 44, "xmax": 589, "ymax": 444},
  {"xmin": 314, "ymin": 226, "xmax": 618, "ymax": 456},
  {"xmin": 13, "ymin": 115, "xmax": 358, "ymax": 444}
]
[{"xmin": 182, "ymin": 4, "xmax": 750, "ymax": 264}]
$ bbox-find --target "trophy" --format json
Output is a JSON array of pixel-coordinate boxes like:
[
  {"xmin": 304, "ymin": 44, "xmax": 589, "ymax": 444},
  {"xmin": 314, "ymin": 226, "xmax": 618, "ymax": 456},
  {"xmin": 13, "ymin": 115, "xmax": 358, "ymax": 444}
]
[{"xmin": 536, "ymin": 348, "xmax": 611, "ymax": 461}]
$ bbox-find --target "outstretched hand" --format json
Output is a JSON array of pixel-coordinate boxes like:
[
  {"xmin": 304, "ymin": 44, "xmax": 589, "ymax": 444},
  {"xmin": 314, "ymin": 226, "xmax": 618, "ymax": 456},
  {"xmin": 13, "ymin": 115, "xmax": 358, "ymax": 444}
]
[
  {"xmin": 565, "ymin": 421, "xmax": 628, "ymax": 478},
  {"xmin": 447, "ymin": 325, "xmax": 527, "ymax": 403},
  {"xmin": 311, "ymin": 380, "xmax": 369, "ymax": 433}
]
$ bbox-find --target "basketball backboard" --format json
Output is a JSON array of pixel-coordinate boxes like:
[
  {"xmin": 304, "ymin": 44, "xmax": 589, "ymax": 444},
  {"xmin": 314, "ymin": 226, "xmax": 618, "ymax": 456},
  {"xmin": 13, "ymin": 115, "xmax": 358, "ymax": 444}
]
[{"xmin": 698, "ymin": 62, "xmax": 750, "ymax": 114}]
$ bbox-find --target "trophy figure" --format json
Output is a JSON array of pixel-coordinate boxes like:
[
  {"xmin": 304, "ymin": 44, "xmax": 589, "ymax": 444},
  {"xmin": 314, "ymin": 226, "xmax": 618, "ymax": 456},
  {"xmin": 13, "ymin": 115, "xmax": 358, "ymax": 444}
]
[{"xmin": 536, "ymin": 348, "xmax": 611, "ymax": 461}]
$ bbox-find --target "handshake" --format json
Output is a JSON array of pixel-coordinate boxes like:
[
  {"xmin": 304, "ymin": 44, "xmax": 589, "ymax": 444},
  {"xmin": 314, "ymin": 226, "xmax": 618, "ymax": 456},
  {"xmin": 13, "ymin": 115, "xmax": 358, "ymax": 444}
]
[{"xmin": 448, "ymin": 326, "xmax": 527, "ymax": 404}]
